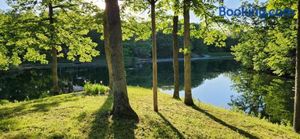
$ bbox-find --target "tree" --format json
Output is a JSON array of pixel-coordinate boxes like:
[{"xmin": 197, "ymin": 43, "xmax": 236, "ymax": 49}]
[
  {"xmin": 294, "ymin": 0, "xmax": 300, "ymax": 133},
  {"xmin": 183, "ymin": 0, "xmax": 194, "ymax": 105},
  {"xmin": 48, "ymin": 2, "xmax": 59, "ymax": 93},
  {"xmin": 228, "ymin": 0, "xmax": 300, "ymax": 131},
  {"xmin": 105, "ymin": 0, "xmax": 138, "ymax": 120},
  {"xmin": 5, "ymin": 0, "xmax": 99, "ymax": 94},
  {"xmin": 231, "ymin": 1, "xmax": 296, "ymax": 76},
  {"xmin": 148, "ymin": 0, "xmax": 159, "ymax": 112},
  {"xmin": 103, "ymin": 10, "xmax": 113, "ymax": 90},
  {"xmin": 172, "ymin": 0, "xmax": 180, "ymax": 99},
  {"xmin": 0, "ymin": 11, "xmax": 23, "ymax": 70},
  {"xmin": 117, "ymin": 0, "xmax": 226, "ymax": 105},
  {"xmin": 181, "ymin": 0, "xmax": 227, "ymax": 105}
]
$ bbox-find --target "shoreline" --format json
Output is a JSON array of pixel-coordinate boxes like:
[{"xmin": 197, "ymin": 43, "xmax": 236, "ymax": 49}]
[
  {"xmin": 137, "ymin": 55, "xmax": 233, "ymax": 63},
  {"xmin": 16, "ymin": 55, "xmax": 233, "ymax": 70}
]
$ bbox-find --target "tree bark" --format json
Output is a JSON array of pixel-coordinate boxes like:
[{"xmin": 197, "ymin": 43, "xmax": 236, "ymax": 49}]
[
  {"xmin": 183, "ymin": 0, "xmax": 194, "ymax": 106},
  {"xmin": 105, "ymin": 0, "xmax": 138, "ymax": 120},
  {"xmin": 49, "ymin": 2, "xmax": 59, "ymax": 94},
  {"xmin": 172, "ymin": 15, "xmax": 179, "ymax": 99},
  {"xmin": 103, "ymin": 9, "xmax": 113, "ymax": 90},
  {"xmin": 150, "ymin": 0, "xmax": 158, "ymax": 112},
  {"xmin": 294, "ymin": 0, "xmax": 300, "ymax": 133}
]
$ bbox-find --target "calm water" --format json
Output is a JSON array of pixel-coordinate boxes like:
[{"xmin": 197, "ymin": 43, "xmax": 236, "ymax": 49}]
[
  {"xmin": 161, "ymin": 74, "xmax": 237, "ymax": 109},
  {"xmin": 0, "ymin": 59, "xmax": 294, "ymax": 124}
]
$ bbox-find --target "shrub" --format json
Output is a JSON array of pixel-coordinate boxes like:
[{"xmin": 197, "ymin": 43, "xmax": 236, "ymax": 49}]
[
  {"xmin": 84, "ymin": 83, "xmax": 110, "ymax": 95},
  {"xmin": 0, "ymin": 99, "xmax": 9, "ymax": 105}
]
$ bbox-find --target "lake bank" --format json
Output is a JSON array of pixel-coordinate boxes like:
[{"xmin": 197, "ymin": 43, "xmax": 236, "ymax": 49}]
[
  {"xmin": 137, "ymin": 55, "xmax": 233, "ymax": 63},
  {"xmin": 14, "ymin": 54, "xmax": 233, "ymax": 70},
  {"xmin": 0, "ymin": 86, "xmax": 299, "ymax": 138}
]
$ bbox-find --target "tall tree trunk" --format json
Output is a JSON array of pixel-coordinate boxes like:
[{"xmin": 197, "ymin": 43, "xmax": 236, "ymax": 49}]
[
  {"xmin": 183, "ymin": 0, "xmax": 194, "ymax": 106},
  {"xmin": 151, "ymin": 0, "xmax": 158, "ymax": 112},
  {"xmin": 172, "ymin": 15, "xmax": 179, "ymax": 99},
  {"xmin": 105, "ymin": 0, "xmax": 138, "ymax": 120},
  {"xmin": 294, "ymin": 0, "xmax": 300, "ymax": 133},
  {"xmin": 49, "ymin": 2, "xmax": 59, "ymax": 94},
  {"xmin": 51, "ymin": 47, "xmax": 59, "ymax": 94},
  {"xmin": 103, "ymin": 9, "xmax": 113, "ymax": 90}
]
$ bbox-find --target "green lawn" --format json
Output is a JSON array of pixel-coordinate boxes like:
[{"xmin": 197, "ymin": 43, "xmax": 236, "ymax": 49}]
[{"xmin": 0, "ymin": 86, "xmax": 299, "ymax": 139}]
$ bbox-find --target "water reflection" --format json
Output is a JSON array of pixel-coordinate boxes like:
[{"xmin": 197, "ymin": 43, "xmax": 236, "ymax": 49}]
[
  {"xmin": 0, "ymin": 70, "xmax": 52, "ymax": 101},
  {"xmin": 0, "ymin": 66, "xmax": 109, "ymax": 101},
  {"xmin": 228, "ymin": 70, "xmax": 294, "ymax": 124},
  {"xmin": 0, "ymin": 59, "xmax": 239, "ymax": 101},
  {"xmin": 160, "ymin": 60, "xmax": 240, "ymax": 108}
]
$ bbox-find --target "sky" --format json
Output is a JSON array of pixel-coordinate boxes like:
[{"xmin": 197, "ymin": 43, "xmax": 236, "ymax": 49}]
[
  {"xmin": 0, "ymin": 0, "xmax": 267, "ymax": 23},
  {"xmin": 0, "ymin": 0, "xmax": 9, "ymax": 10}
]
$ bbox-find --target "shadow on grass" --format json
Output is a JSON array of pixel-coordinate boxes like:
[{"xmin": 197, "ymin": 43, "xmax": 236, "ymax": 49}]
[
  {"xmin": 0, "ymin": 94, "xmax": 79, "ymax": 133},
  {"xmin": 192, "ymin": 105, "xmax": 259, "ymax": 139},
  {"xmin": 88, "ymin": 95, "xmax": 113, "ymax": 139},
  {"xmin": 0, "ymin": 95, "xmax": 79, "ymax": 119},
  {"xmin": 31, "ymin": 101, "xmax": 59, "ymax": 112},
  {"xmin": 111, "ymin": 118, "xmax": 137, "ymax": 139},
  {"xmin": 0, "ymin": 119, "xmax": 18, "ymax": 132},
  {"xmin": 157, "ymin": 112, "xmax": 185, "ymax": 139},
  {"xmin": 88, "ymin": 95, "xmax": 137, "ymax": 139},
  {"xmin": 173, "ymin": 97, "xmax": 181, "ymax": 101}
]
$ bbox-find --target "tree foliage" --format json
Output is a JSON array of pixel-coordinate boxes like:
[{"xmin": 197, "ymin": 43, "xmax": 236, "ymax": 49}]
[
  {"xmin": 0, "ymin": 0, "xmax": 100, "ymax": 70},
  {"xmin": 231, "ymin": 1, "xmax": 297, "ymax": 76}
]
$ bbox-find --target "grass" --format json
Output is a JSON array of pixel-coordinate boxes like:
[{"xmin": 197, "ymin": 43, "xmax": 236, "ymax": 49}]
[{"xmin": 0, "ymin": 86, "xmax": 299, "ymax": 139}]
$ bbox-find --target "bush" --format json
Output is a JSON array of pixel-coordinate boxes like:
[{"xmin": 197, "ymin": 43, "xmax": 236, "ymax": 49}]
[
  {"xmin": 0, "ymin": 99, "xmax": 9, "ymax": 105},
  {"xmin": 84, "ymin": 83, "xmax": 110, "ymax": 95}
]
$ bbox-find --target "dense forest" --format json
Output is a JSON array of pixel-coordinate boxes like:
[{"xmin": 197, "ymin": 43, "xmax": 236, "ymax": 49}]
[{"xmin": 88, "ymin": 30, "xmax": 235, "ymax": 59}]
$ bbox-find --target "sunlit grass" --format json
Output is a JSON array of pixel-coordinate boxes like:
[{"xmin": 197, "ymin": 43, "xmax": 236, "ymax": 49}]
[{"xmin": 0, "ymin": 86, "xmax": 299, "ymax": 138}]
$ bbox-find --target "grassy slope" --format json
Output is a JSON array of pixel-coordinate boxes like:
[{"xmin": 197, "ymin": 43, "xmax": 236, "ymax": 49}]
[{"xmin": 0, "ymin": 86, "xmax": 299, "ymax": 139}]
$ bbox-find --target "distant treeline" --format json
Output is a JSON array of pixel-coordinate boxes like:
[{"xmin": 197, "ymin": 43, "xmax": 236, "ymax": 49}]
[{"xmin": 88, "ymin": 30, "xmax": 237, "ymax": 59}]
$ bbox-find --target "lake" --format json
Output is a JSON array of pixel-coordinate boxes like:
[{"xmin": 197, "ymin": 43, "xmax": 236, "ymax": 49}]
[{"xmin": 0, "ymin": 59, "xmax": 294, "ymax": 125}]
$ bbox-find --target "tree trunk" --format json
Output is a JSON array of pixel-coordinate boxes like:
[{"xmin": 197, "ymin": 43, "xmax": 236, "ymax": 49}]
[
  {"xmin": 103, "ymin": 9, "xmax": 113, "ymax": 90},
  {"xmin": 183, "ymin": 0, "xmax": 194, "ymax": 106},
  {"xmin": 105, "ymin": 0, "xmax": 138, "ymax": 120},
  {"xmin": 49, "ymin": 2, "xmax": 59, "ymax": 94},
  {"xmin": 294, "ymin": 0, "xmax": 300, "ymax": 133},
  {"xmin": 51, "ymin": 47, "xmax": 59, "ymax": 94},
  {"xmin": 172, "ymin": 15, "xmax": 179, "ymax": 99},
  {"xmin": 151, "ymin": 0, "xmax": 158, "ymax": 112}
]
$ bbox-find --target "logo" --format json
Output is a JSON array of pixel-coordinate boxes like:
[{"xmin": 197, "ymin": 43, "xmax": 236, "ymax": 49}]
[{"xmin": 219, "ymin": 6, "xmax": 295, "ymax": 18}]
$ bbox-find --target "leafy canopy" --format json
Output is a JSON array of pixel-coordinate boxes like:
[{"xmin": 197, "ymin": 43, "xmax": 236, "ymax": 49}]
[{"xmin": 0, "ymin": 0, "xmax": 100, "ymax": 70}]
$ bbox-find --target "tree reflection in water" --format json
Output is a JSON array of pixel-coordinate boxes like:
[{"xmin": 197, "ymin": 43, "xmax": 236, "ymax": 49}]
[{"xmin": 228, "ymin": 70, "xmax": 294, "ymax": 125}]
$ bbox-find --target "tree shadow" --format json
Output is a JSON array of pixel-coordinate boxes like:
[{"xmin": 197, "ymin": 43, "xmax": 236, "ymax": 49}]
[
  {"xmin": 111, "ymin": 118, "xmax": 137, "ymax": 139},
  {"xmin": 157, "ymin": 112, "xmax": 185, "ymax": 139},
  {"xmin": 192, "ymin": 105, "xmax": 259, "ymax": 139},
  {"xmin": 0, "ymin": 119, "xmax": 18, "ymax": 132},
  {"xmin": 173, "ymin": 97, "xmax": 182, "ymax": 101},
  {"xmin": 31, "ymin": 101, "xmax": 59, "ymax": 112},
  {"xmin": 0, "ymin": 94, "xmax": 80, "ymax": 133},
  {"xmin": 88, "ymin": 95, "xmax": 113, "ymax": 139},
  {"xmin": 88, "ymin": 94, "xmax": 138, "ymax": 139},
  {"xmin": 0, "ymin": 95, "xmax": 79, "ymax": 119}
]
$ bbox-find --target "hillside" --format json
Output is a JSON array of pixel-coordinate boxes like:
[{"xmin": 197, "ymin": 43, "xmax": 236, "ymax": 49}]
[{"xmin": 0, "ymin": 87, "xmax": 299, "ymax": 139}]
